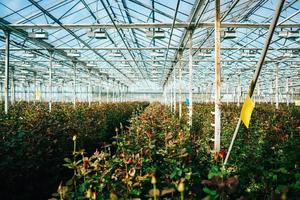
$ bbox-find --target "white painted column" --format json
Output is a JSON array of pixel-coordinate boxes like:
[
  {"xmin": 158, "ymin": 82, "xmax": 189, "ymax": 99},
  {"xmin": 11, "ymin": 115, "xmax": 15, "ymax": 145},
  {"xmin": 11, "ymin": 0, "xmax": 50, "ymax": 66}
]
[
  {"xmin": 11, "ymin": 77, "xmax": 15, "ymax": 104},
  {"xmin": 4, "ymin": 31, "xmax": 10, "ymax": 114},
  {"xmin": 98, "ymin": 85, "xmax": 101, "ymax": 104},
  {"xmin": 106, "ymin": 84, "xmax": 109, "ymax": 103},
  {"xmin": 73, "ymin": 62, "xmax": 77, "ymax": 109},
  {"xmin": 188, "ymin": 30, "xmax": 193, "ymax": 126},
  {"xmin": 286, "ymin": 78, "xmax": 289, "ymax": 106},
  {"xmin": 237, "ymin": 73, "xmax": 241, "ymax": 107},
  {"xmin": 173, "ymin": 71, "xmax": 176, "ymax": 113},
  {"xmin": 214, "ymin": 0, "xmax": 221, "ymax": 152},
  {"xmin": 88, "ymin": 70, "xmax": 91, "ymax": 107},
  {"xmin": 275, "ymin": 64, "xmax": 279, "ymax": 109},
  {"xmin": 49, "ymin": 51, "xmax": 53, "ymax": 112},
  {"xmin": 178, "ymin": 51, "xmax": 183, "ymax": 119}
]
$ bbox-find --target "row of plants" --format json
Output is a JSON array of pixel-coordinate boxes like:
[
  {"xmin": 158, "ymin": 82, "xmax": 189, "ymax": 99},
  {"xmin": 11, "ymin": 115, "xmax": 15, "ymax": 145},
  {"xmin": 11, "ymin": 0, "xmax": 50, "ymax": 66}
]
[
  {"xmin": 57, "ymin": 102, "xmax": 299, "ymax": 199},
  {"xmin": 0, "ymin": 101, "xmax": 148, "ymax": 200},
  {"xmin": 191, "ymin": 103, "xmax": 300, "ymax": 199}
]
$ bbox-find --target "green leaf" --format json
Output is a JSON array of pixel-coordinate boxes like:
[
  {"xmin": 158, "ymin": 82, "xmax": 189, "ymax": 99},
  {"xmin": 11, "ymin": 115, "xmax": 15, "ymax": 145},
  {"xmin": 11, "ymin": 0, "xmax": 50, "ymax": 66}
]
[{"xmin": 203, "ymin": 187, "xmax": 219, "ymax": 199}]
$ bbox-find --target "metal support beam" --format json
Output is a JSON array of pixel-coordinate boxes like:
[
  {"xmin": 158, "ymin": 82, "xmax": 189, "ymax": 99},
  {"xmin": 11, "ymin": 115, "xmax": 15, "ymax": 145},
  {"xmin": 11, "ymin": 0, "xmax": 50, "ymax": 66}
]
[
  {"xmin": 275, "ymin": 64, "xmax": 279, "ymax": 109},
  {"xmin": 106, "ymin": 85, "xmax": 109, "ymax": 103},
  {"xmin": 178, "ymin": 51, "xmax": 183, "ymax": 119},
  {"xmin": 286, "ymin": 78, "xmax": 289, "ymax": 106},
  {"xmin": 11, "ymin": 76, "xmax": 15, "ymax": 104},
  {"xmin": 224, "ymin": 0, "xmax": 285, "ymax": 165},
  {"xmin": 237, "ymin": 73, "xmax": 241, "ymax": 106},
  {"xmin": 73, "ymin": 62, "xmax": 77, "ymax": 109},
  {"xmin": 214, "ymin": 0, "xmax": 221, "ymax": 153},
  {"xmin": 33, "ymin": 72, "xmax": 37, "ymax": 105},
  {"xmin": 88, "ymin": 70, "xmax": 91, "ymax": 107},
  {"xmin": 9, "ymin": 22, "xmax": 300, "ymax": 29},
  {"xmin": 4, "ymin": 31, "xmax": 10, "ymax": 114},
  {"xmin": 173, "ymin": 70, "xmax": 176, "ymax": 113},
  {"xmin": 188, "ymin": 30, "xmax": 193, "ymax": 126},
  {"xmin": 49, "ymin": 51, "xmax": 53, "ymax": 112},
  {"xmin": 3, "ymin": 47, "xmax": 300, "ymax": 51}
]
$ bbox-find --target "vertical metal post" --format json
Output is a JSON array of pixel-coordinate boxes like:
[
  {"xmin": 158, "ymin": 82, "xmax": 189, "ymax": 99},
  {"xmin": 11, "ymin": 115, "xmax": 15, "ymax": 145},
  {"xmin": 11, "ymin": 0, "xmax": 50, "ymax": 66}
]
[
  {"xmin": 214, "ymin": 0, "xmax": 221, "ymax": 153},
  {"xmin": 286, "ymin": 78, "xmax": 289, "ymax": 106},
  {"xmin": 164, "ymin": 88, "xmax": 167, "ymax": 105},
  {"xmin": 4, "ymin": 31, "xmax": 10, "ymax": 114},
  {"xmin": 237, "ymin": 73, "xmax": 241, "ymax": 106},
  {"xmin": 11, "ymin": 76, "xmax": 15, "ymax": 104},
  {"xmin": 173, "ymin": 70, "xmax": 176, "ymax": 113},
  {"xmin": 73, "ymin": 62, "xmax": 77, "ymax": 109},
  {"xmin": 224, "ymin": 0, "xmax": 285, "ymax": 165},
  {"xmin": 23, "ymin": 83, "xmax": 26, "ymax": 101},
  {"xmin": 257, "ymin": 83, "xmax": 261, "ymax": 104},
  {"xmin": 179, "ymin": 51, "xmax": 183, "ymax": 119},
  {"xmin": 270, "ymin": 82, "xmax": 273, "ymax": 104},
  {"xmin": 0, "ymin": 82, "xmax": 3, "ymax": 102},
  {"xmin": 112, "ymin": 82, "xmax": 115, "ymax": 102},
  {"xmin": 61, "ymin": 81, "xmax": 64, "ymax": 103},
  {"xmin": 188, "ymin": 30, "xmax": 193, "ymax": 126},
  {"xmin": 106, "ymin": 83, "xmax": 109, "ymax": 103},
  {"xmin": 275, "ymin": 64, "xmax": 279, "ymax": 109},
  {"xmin": 39, "ymin": 82, "xmax": 42, "ymax": 102},
  {"xmin": 226, "ymin": 83, "xmax": 229, "ymax": 105},
  {"xmin": 49, "ymin": 51, "xmax": 53, "ymax": 112},
  {"xmin": 26, "ymin": 82, "xmax": 30, "ymax": 103},
  {"xmin": 98, "ymin": 85, "xmax": 101, "ymax": 104},
  {"xmin": 33, "ymin": 72, "xmax": 37, "ymax": 105},
  {"xmin": 88, "ymin": 70, "xmax": 91, "ymax": 107}
]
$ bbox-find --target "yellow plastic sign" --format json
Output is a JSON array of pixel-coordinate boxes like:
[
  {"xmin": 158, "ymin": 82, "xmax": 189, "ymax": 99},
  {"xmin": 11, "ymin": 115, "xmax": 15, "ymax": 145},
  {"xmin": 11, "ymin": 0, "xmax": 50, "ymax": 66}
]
[
  {"xmin": 35, "ymin": 90, "xmax": 41, "ymax": 101},
  {"xmin": 240, "ymin": 95, "xmax": 255, "ymax": 128},
  {"xmin": 296, "ymin": 100, "xmax": 300, "ymax": 106}
]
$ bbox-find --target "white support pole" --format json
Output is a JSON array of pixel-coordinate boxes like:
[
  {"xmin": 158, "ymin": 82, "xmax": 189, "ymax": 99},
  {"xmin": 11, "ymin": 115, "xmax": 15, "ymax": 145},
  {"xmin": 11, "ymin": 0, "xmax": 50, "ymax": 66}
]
[
  {"xmin": 226, "ymin": 83, "xmax": 229, "ymax": 105},
  {"xmin": 11, "ymin": 77, "xmax": 15, "ymax": 104},
  {"xmin": 224, "ymin": 0, "xmax": 285, "ymax": 165},
  {"xmin": 62, "ymin": 81, "xmax": 65, "ymax": 103},
  {"xmin": 49, "ymin": 51, "xmax": 53, "ymax": 112},
  {"xmin": 98, "ymin": 85, "xmax": 101, "ymax": 104},
  {"xmin": 4, "ymin": 31, "xmax": 10, "ymax": 114},
  {"xmin": 188, "ymin": 30, "xmax": 193, "ymax": 126},
  {"xmin": 119, "ymin": 84, "xmax": 121, "ymax": 102},
  {"xmin": 205, "ymin": 84, "xmax": 208, "ymax": 103},
  {"xmin": 214, "ymin": 0, "xmax": 221, "ymax": 153},
  {"xmin": 26, "ymin": 82, "xmax": 30, "ymax": 103},
  {"xmin": 179, "ymin": 51, "xmax": 183, "ymax": 119},
  {"xmin": 33, "ymin": 72, "xmax": 37, "ymax": 105},
  {"xmin": 112, "ymin": 82, "xmax": 115, "ymax": 102},
  {"xmin": 73, "ymin": 62, "xmax": 76, "ymax": 109},
  {"xmin": 39, "ymin": 82, "xmax": 42, "ymax": 102},
  {"xmin": 106, "ymin": 84, "xmax": 109, "ymax": 103},
  {"xmin": 257, "ymin": 83, "xmax": 261, "ymax": 104},
  {"xmin": 88, "ymin": 70, "xmax": 91, "ymax": 107},
  {"xmin": 170, "ymin": 81, "xmax": 173, "ymax": 111},
  {"xmin": 173, "ymin": 70, "xmax": 176, "ymax": 113},
  {"xmin": 237, "ymin": 73, "xmax": 241, "ymax": 107},
  {"xmin": 0, "ymin": 82, "xmax": 3, "ymax": 102},
  {"xmin": 286, "ymin": 78, "xmax": 289, "ymax": 106},
  {"xmin": 275, "ymin": 64, "xmax": 279, "ymax": 109},
  {"xmin": 270, "ymin": 82, "xmax": 273, "ymax": 104}
]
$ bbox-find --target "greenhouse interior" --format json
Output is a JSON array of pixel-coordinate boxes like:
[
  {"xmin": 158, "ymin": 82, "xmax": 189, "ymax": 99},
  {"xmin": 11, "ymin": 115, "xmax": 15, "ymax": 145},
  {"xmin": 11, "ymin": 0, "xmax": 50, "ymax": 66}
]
[{"xmin": 0, "ymin": 0, "xmax": 300, "ymax": 199}]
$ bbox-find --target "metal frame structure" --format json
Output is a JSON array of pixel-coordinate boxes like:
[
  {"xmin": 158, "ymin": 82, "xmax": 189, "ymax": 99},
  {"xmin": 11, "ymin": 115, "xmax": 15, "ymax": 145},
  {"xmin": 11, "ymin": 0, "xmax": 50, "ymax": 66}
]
[{"xmin": 0, "ymin": 0, "xmax": 300, "ymax": 152}]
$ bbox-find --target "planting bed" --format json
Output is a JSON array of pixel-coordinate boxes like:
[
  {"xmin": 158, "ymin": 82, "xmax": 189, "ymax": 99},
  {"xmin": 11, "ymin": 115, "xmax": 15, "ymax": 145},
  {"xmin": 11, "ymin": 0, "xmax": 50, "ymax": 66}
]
[
  {"xmin": 52, "ymin": 102, "xmax": 300, "ymax": 199},
  {"xmin": 0, "ymin": 101, "xmax": 148, "ymax": 200}
]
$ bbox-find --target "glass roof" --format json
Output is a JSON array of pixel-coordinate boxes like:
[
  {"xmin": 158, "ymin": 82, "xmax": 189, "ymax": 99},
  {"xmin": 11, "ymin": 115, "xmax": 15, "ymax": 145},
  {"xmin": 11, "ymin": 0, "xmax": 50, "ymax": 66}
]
[{"xmin": 0, "ymin": 0, "xmax": 299, "ymax": 94}]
